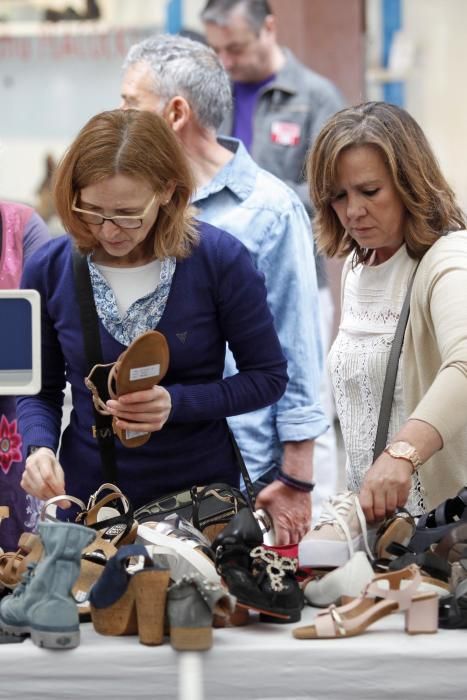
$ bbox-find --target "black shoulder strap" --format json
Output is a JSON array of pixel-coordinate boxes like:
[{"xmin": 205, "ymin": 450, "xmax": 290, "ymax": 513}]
[
  {"xmin": 72, "ymin": 248, "xmax": 118, "ymax": 484},
  {"xmin": 229, "ymin": 429, "xmax": 256, "ymax": 508}
]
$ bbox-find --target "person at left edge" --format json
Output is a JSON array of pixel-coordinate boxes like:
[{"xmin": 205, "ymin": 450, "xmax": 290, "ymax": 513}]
[
  {"xmin": 17, "ymin": 109, "xmax": 288, "ymax": 514},
  {"xmin": 0, "ymin": 203, "xmax": 49, "ymax": 551}
]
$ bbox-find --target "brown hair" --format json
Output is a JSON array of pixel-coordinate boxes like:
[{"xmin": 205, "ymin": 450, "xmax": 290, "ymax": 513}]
[
  {"xmin": 54, "ymin": 109, "xmax": 198, "ymax": 258},
  {"xmin": 308, "ymin": 101, "xmax": 466, "ymax": 263}
]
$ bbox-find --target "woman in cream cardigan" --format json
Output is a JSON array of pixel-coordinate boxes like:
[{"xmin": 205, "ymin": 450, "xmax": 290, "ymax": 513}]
[{"xmin": 308, "ymin": 101, "xmax": 467, "ymax": 523}]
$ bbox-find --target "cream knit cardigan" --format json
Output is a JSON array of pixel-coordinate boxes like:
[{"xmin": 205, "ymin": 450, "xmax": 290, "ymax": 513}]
[
  {"xmin": 404, "ymin": 230, "xmax": 467, "ymax": 508},
  {"xmin": 340, "ymin": 230, "xmax": 467, "ymax": 510}
]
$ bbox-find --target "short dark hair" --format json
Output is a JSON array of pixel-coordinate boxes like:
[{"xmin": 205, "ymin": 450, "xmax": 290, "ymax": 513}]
[{"xmin": 201, "ymin": 0, "xmax": 273, "ymax": 33}]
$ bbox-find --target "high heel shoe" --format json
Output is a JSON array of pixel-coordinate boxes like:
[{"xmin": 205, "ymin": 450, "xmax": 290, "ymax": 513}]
[
  {"xmin": 293, "ymin": 564, "xmax": 438, "ymax": 639},
  {"xmin": 89, "ymin": 543, "xmax": 170, "ymax": 646},
  {"xmin": 167, "ymin": 574, "xmax": 234, "ymax": 651}
]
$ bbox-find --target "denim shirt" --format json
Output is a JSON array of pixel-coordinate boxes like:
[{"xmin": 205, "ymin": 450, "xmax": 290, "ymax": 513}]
[{"xmin": 193, "ymin": 137, "xmax": 328, "ymax": 483}]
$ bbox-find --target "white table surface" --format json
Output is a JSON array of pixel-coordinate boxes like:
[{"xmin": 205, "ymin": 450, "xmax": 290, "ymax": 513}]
[{"xmin": 0, "ymin": 605, "xmax": 466, "ymax": 700}]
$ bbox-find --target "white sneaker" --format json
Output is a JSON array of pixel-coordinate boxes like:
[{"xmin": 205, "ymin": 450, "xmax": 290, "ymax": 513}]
[
  {"xmin": 137, "ymin": 518, "xmax": 220, "ymax": 585},
  {"xmin": 298, "ymin": 491, "xmax": 374, "ymax": 567},
  {"xmin": 303, "ymin": 551, "xmax": 374, "ymax": 607}
]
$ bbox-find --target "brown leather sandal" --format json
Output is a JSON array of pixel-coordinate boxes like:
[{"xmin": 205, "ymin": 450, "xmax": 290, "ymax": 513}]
[
  {"xmin": 373, "ymin": 508, "xmax": 416, "ymax": 560},
  {"xmin": 85, "ymin": 330, "xmax": 170, "ymax": 448},
  {"xmin": 0, "ymin": 531, "xmax": 44, "ymax": 590}
]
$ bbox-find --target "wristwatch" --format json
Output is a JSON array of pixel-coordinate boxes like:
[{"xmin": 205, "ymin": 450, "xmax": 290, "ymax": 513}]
[{"xmin": 384, "ymin": 441, "xmax": 423, "ymax": 472}]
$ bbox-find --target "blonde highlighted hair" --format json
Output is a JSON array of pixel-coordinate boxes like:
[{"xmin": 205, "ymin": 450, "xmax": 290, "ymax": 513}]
[
  {"xmin": 308, "ymin": 102, "xmax": 465, "ymax": 263},
  {"xmin": 54, "ymin": 109, "xmax": 198, "ymax": 258}
]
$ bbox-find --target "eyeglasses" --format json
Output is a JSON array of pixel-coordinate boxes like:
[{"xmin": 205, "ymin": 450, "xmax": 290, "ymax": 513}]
[{"xmin": 71, "ymin": 192, "xmax": 157, "ymax": 230}]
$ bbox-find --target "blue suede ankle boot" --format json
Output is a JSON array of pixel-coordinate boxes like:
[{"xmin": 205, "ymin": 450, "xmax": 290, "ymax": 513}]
[{"xmin": 0, "ymin": 521, "xmax": 95, "ymax": 649}]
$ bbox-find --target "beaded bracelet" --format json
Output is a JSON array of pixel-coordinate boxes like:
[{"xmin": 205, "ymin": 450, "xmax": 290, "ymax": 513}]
[{"xmin": 277, "ymin": 467, "xmax": 315, "ymax": 493}]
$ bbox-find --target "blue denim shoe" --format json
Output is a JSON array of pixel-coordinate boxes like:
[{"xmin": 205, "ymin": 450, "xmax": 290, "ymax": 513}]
[{"xmin": 0, "ymin": 521, "xmax": 95, "ymax": 649}]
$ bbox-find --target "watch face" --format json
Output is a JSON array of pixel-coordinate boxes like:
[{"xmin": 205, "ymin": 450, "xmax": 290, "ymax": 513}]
[
  {"xmin": 387, "ymin": 441, "xmax": 421, "ymax": 468},
  {"xmin": 391, "ymin": 441, "xmax": 411, "ymax": 457}
]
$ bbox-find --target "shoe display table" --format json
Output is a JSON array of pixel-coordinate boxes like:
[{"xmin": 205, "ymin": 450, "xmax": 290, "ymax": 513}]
[{"xmin": 0, "ymin": 606, "xmax": 466, "ymax": 699}]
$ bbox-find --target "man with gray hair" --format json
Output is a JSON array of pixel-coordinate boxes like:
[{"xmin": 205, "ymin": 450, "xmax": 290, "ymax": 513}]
[{"xmin": 121, "ymin": 34, "xmax": 328, "ymax": 545}]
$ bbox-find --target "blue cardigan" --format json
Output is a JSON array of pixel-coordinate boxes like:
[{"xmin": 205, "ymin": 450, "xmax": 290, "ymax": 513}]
[{"xmin": 17, "ymin": 223, "xmax": 287, "ymax": 509}]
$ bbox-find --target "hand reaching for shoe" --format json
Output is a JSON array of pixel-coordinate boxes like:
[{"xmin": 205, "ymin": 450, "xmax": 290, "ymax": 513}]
[
  {"xmin": 359, "ymin": 419, "xmax": 443, "ymax": 522},
  {"xmin": 255, "ymin": 480, "xmax": 311, "ymax": 546},
  {"xmin": 358, "ymin": 453, "xmax": 413, "ymax": 523},
  {"xmin": 22, "ymin": 447, "xmax": 70, "ymax": 508},
  {"xmin": 106, "ymin": 384, "xmax": 172, "ymax": 434}
]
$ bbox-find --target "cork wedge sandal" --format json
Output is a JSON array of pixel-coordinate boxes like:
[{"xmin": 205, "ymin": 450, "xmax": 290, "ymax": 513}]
[
  {"xmin": 90, "ymin": 543, "xmax": 171, "ymax": 646},
  {"xmin": 85, "ymin": 330, "xmax": 170, "ymax": 448},
  {"xmin": 293, "ymin": 564, "xmax": 438, "ymax": 639}
]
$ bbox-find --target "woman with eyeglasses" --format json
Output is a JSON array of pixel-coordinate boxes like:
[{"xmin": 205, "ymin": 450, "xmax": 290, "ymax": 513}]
[{"xmin": 17, "ymin": 109, "xmax": 287, "ymax": 513}]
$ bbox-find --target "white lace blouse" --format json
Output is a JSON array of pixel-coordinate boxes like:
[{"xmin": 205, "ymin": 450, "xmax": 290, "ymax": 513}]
[{"xmin": 329, "ymin": 245, "xmax": 424, "ymax": 515}]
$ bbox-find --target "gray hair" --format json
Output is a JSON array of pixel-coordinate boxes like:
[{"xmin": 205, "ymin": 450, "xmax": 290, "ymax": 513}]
[
  {"xmin": 201, "ymin": 0, "xmax": 272, "ymax": 33},
  {"xmin": 123, "ymin": 34, "xmax": 232, "ymax": 131}
]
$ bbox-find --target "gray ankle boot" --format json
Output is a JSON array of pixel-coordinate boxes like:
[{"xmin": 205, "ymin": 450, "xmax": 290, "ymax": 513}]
[
  {"xmin": 0, "ymin": 521, "xmax": 95, "ymax": 649},
  {"xmin": 167, "ymin": 574, "xmax": 234, "ymax": 651}
]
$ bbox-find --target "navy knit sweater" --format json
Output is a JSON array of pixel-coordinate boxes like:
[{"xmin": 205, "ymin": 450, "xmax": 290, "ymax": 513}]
[{"xmin": 17, "ymin": 223, "xmax": 287, "ymax": 509}]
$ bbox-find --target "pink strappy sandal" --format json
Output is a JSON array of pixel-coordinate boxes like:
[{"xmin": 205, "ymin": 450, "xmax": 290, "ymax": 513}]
[{"xmin": 293, "ymin": 564, "xmax": 438, "ymax": 639}]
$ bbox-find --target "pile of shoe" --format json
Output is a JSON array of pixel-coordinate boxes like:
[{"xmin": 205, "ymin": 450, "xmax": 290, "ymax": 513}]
[
  {"xmin": 295, "ymin": 485, "xmax": 467, "ymax": 635},
  {"xmin": 297, "ymin": 490, "xmax": 444, "ymax": 608},
  {"xmin": 88, "ymin": 542, "xmax": 234, "ymax": 650},
  {"xmin": 0, "ymin": 493, "xmax": 235, "ymax": 651},
  {"xmin": 0, "ymin": 483, "xmax": 139, "ymax": 621}
]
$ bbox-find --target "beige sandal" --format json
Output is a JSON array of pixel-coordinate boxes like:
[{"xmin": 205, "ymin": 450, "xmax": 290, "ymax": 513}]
[
  {"xmin": 85, "ymin": 330, "xmax": 170, "ymax": 448},
  {"xmin": 293, "ymin": 564, "xmax": 438, "ymax": 639}
]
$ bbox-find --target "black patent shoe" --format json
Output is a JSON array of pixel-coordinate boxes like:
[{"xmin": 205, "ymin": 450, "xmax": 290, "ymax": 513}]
[
  {"xmin": 212, "ymin": 507, "xmax": 264, "ymax": 553},
  {"xmin": 217, "ymin": 544, "xmax": 303, "ymax": 623}
]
